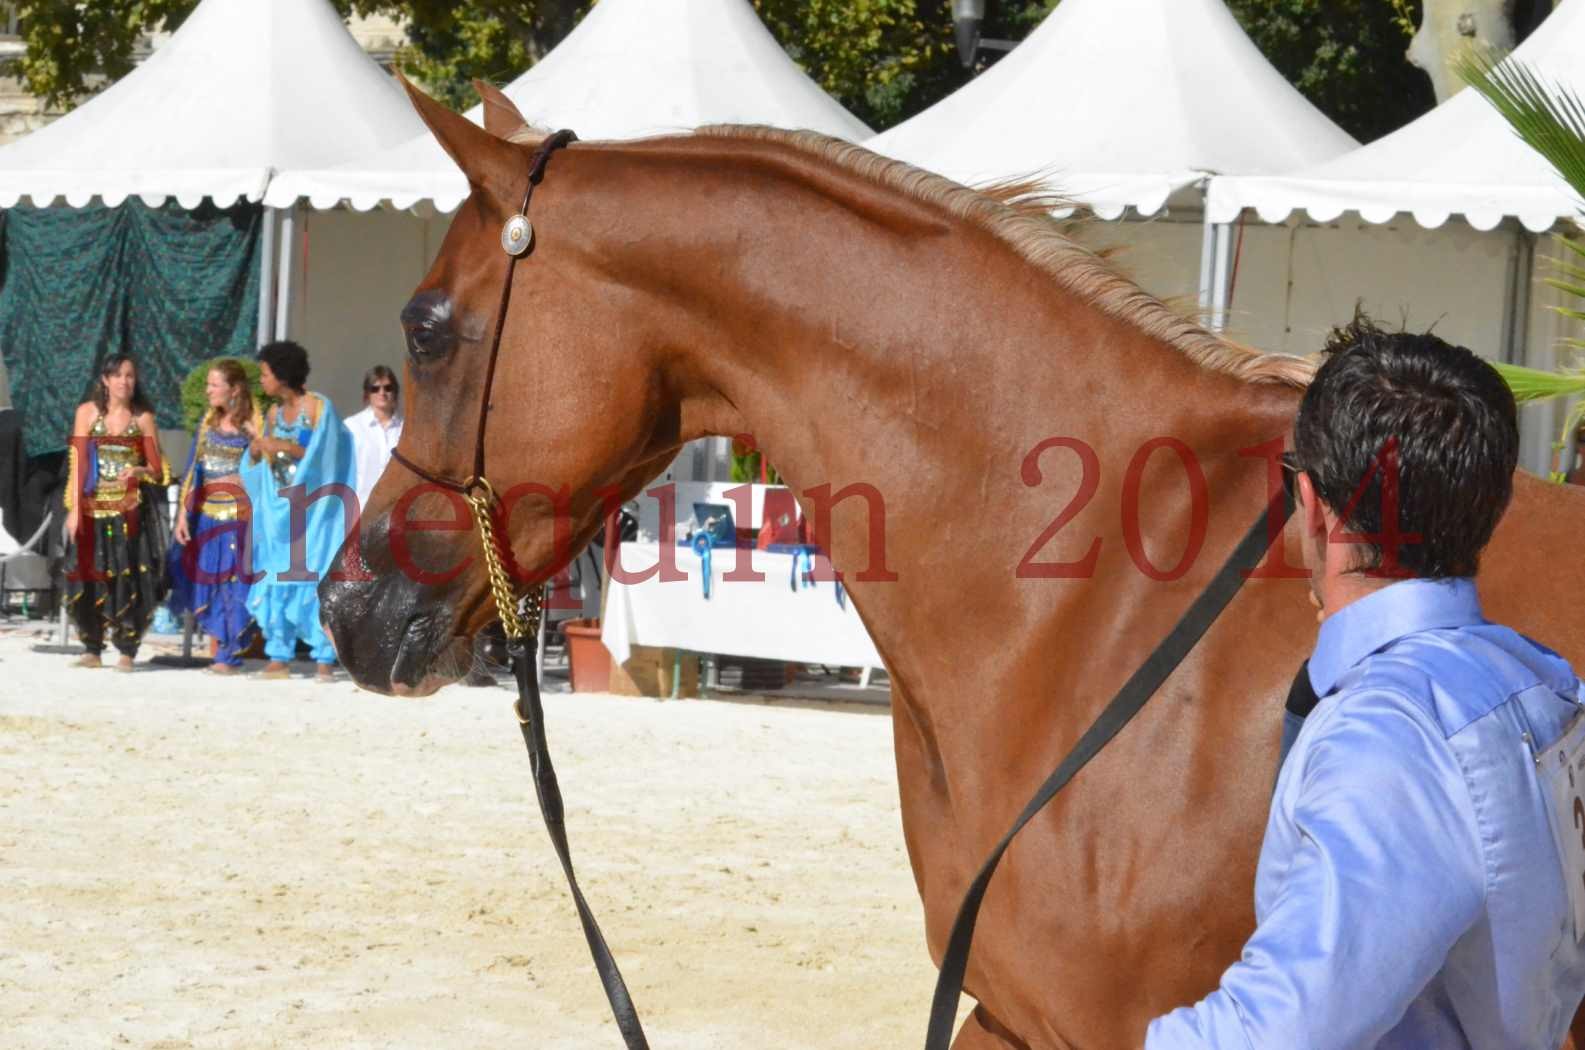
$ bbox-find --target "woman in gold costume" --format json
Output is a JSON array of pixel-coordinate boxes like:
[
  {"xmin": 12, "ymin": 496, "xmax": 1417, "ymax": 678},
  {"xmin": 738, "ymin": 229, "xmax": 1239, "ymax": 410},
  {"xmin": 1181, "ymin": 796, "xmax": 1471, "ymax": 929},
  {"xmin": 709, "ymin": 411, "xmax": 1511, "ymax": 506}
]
[{"xmin": 63, "ymin": 354, "xmax": 170, "ymax": 671}]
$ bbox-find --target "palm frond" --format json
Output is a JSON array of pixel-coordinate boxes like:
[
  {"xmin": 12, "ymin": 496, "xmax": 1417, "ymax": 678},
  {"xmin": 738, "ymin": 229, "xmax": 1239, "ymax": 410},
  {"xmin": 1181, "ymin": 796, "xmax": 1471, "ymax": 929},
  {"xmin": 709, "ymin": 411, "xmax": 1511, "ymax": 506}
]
[
  {"xmin": 1550, "ymin": 398, "xmax": 1585, "ymax": 482},
  {"xmin": 1460, "ymin": 53, "xmax": 1585, "ymax": 482},
  {"xmin": 1490, "ymin": 361, "xmax": 1585, "ymax": 404},
  {"xmin": 1544, "ymin": 278, "xmax": 1585, "ymax": 300},
  {"xmin": 1544, "ymin": 255, "xmax": 1585, "ymax": 285},
  {"xmin": 1556, "ymin": 234, "xmax": 1585, "ymax": 262},
  {"xmin": 1458, "ymin": 49, "xmax": 1585, "ymax": 200}
]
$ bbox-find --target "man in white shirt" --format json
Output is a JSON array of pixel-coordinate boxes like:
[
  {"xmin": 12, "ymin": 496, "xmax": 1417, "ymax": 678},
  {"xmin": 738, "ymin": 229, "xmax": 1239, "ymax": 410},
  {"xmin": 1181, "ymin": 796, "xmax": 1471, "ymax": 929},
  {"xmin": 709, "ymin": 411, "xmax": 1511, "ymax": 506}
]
[{"xmin": 345, "ymin": 365, "xmax": 404, "ymax": 515}]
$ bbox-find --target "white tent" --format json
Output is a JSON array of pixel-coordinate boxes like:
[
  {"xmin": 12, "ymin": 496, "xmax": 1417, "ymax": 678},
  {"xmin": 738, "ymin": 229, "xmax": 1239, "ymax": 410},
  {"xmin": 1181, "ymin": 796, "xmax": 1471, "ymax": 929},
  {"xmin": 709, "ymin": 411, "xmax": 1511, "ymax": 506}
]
[
  {"xmin": 0, "ymin": 0, "xmax": 424, "ymax": 210},
  {"xmin": 1196, "ymin": 2, "xmax": 1585, "ymax": 475},
  {"xmin": 1207, "ymin": 0, "xmax": 1585, "ymax": 232},
  {"xmin": 268, "ymin": 0, "xmax": 873, "ymax": 211},
  {"xmin": 864, "ymin": 0, "xmax": 1357, "ymax": 221},
  {"xmin": 0, "ymin": 0, "xmax": 429, "ymax": 356}
]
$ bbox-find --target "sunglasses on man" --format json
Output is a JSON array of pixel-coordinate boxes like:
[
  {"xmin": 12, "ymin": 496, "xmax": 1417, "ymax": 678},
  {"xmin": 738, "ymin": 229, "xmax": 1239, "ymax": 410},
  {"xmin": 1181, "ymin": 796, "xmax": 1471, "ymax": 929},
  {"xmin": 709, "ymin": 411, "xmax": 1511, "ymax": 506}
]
[{"xmin": 367, "ymin": 382, "xmax": 397, "ymax": 394}]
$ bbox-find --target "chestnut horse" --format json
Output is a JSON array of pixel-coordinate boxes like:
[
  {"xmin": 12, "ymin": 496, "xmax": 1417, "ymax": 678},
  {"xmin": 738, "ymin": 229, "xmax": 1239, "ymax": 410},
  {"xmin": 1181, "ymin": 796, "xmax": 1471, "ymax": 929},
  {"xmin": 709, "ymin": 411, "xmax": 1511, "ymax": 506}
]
[{"xmin": 320, "ymin": 83, "xmax": 1585, "ymax": 1048}]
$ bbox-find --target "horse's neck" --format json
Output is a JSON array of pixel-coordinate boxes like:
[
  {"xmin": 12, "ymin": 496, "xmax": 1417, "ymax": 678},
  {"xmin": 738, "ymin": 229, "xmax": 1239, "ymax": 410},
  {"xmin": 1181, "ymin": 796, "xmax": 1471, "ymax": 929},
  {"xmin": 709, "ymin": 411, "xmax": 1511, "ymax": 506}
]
[{"xmin": 573, "ymin": 137, "xmax": 1299, "ymax": 759}]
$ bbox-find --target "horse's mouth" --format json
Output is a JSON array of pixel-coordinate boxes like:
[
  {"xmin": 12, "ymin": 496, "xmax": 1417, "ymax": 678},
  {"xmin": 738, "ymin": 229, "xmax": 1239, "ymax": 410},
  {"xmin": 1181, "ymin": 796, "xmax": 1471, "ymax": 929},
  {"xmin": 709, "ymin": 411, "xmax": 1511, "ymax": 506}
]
[
  {"xmin": 390, "ymin": 619, "xmax": 473, "ymax": 696},
  {"xmin": 390, "ymin": 664, "xmax": 463, "ymax": 698},
  {"xmin": 331, "ymin": 604, "xmax": 474, "ymax": 698}
]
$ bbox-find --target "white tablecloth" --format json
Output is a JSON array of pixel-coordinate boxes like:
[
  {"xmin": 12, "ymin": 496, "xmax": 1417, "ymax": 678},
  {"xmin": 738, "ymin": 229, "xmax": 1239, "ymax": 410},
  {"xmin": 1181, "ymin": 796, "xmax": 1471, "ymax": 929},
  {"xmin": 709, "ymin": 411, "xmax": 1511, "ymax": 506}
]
[{"xmin": 601, "ymin": 542, "xmax": 882, "ymax": 669}]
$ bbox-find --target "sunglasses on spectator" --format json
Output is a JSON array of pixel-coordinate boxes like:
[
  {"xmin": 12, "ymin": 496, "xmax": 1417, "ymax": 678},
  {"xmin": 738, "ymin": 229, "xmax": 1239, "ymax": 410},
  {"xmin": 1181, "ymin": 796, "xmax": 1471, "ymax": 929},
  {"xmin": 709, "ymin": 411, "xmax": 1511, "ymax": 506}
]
[{"xmin": 367, "ymin": 383, "xmax": 397, "ymax": 393}]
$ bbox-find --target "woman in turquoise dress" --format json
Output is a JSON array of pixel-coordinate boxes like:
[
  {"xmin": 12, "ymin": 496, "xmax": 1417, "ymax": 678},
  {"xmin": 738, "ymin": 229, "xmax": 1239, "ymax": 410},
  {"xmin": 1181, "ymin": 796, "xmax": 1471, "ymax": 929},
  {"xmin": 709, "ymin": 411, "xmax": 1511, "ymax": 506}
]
[
  {"xmin": 169, "ymin": 359, "xmax": 257, "ymax": 674},
  {"xmin": 241, "ymin": 341, "xmax": 354, "ymax": 681}
]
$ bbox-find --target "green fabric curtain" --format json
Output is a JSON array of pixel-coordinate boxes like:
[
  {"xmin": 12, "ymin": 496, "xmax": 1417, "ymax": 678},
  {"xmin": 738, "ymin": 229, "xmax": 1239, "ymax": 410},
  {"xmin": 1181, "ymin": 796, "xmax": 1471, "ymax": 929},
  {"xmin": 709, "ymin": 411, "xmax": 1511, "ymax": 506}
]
[{"xmin": 0, "ymin": 201, "xmax": 262, "ymax": 456}]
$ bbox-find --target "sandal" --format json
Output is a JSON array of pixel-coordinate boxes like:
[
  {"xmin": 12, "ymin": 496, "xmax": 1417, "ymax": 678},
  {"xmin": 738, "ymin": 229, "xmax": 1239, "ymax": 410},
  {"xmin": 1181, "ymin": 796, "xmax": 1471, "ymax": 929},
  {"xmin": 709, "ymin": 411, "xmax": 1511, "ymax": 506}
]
[
  {"xmin": 260, "ymin": 661, "xmax": 291, "ymax": 680},
  {"xmin": 73, "ymin": 653, "xmax": 102, "ymax": 669}
]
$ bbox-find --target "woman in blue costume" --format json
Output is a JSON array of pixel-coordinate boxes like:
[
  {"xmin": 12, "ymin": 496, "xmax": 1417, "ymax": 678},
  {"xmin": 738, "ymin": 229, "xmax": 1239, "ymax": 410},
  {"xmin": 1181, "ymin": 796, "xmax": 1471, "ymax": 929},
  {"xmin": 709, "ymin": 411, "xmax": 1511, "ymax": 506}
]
[
  {"xmin": 169, "ymin": 359, "xmax": 258, "ymax": 674},
  {"xmin": 241, "ymin": 341, "xmax": 354, "ymax": 682}
]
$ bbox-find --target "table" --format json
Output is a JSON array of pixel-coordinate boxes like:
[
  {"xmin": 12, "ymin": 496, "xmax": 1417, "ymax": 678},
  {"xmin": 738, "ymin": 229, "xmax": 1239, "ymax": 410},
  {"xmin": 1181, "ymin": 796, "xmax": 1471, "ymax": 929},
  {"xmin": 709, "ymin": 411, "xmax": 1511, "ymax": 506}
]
[{"xmin": 601, "ymin": 541, "xmax": 883, "ymax": 671}]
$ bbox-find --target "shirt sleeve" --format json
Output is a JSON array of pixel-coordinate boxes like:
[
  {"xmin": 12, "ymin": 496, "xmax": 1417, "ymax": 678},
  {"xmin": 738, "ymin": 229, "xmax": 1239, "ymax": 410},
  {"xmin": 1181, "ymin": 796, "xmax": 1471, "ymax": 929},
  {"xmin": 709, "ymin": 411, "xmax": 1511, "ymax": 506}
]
[{"xmin": 1146, "ymin": 689, "xmax": 1486, "ymax": 1050}]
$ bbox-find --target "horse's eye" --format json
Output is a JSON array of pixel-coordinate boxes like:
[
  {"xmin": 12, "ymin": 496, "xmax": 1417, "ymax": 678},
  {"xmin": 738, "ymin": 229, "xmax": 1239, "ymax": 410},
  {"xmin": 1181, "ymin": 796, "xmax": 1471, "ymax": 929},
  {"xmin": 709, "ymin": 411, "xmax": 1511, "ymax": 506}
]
[
  {"xmin": 400, "ymin": 290, "xmax": 458, "ymax": 361},
  {"xmin": 404, "ymin": 322, "xmax": 456, "ymax": 360}
]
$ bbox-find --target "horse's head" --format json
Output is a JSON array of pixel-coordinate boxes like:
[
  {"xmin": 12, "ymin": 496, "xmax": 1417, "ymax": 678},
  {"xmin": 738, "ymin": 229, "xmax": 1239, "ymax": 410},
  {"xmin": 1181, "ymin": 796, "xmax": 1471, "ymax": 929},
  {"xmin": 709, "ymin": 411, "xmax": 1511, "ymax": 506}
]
[{"xmin": 320, "ymin": 83, "xmax": 685, "ymax": 695}]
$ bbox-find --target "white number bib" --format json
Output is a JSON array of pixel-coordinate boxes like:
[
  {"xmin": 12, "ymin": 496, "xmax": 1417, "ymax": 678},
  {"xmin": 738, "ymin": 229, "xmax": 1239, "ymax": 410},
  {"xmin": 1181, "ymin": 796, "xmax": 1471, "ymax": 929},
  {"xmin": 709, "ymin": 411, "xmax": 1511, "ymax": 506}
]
[{"xmin": 1539, "ymin": 710, "xmax": 1585, "ymax": 943}]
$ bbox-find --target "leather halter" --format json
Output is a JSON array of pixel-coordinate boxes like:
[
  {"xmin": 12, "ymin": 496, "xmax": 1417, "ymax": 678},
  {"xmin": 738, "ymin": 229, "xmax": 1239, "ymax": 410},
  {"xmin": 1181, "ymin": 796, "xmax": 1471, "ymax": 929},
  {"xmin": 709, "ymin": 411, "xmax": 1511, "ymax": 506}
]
[{"xmin": 389, "ymin": 129, "xmax": 578, "ymax": 497}]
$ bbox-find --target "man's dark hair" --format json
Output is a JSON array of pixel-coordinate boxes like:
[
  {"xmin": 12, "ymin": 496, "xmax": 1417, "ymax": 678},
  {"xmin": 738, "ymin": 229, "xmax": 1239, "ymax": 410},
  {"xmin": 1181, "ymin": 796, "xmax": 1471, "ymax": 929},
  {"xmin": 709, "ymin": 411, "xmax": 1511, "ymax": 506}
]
[
  {"xmin": 258, "ymin": 340, "xmax": 310, "ymax": 394},
  {"xmin": 1294, "ymin": 316, "xmax": 1518, "ymax": 579}
]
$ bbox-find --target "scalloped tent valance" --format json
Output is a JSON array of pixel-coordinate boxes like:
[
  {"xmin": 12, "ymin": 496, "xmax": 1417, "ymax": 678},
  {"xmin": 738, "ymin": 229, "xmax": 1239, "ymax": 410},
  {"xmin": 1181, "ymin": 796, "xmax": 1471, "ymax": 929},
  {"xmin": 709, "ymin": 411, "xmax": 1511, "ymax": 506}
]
[{"xmin": 1207, "ymin": 0, "xmax": 1585, "ymax": 232}]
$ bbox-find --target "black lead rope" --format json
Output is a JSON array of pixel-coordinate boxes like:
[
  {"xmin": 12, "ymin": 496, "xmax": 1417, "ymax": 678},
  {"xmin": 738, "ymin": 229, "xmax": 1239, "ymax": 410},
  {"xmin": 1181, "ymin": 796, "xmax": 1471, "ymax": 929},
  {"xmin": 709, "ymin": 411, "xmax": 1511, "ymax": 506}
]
[
  {"xmin": 502, "ymin": 477, "xmax": 1291, "ymax": 1050},
  {"xmin": 923, "ymin": 478, "xmax": 1296, "ymax": 1050},
  {"xmin": 510, "ymin": 640, "xmax": 650, "ymax": 1049}
]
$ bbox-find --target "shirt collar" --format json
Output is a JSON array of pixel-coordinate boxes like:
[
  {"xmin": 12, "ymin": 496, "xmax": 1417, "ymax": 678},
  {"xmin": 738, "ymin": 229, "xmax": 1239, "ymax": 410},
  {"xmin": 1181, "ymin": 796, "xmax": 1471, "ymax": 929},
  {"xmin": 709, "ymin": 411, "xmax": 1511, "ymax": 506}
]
[
  {"xmin": 1308, "ymin": 577, "xmax": 1485, "ymax": 696},
  {"xmin": 359, "ymin": 408, "xmax": 401, "ymax": 429}
]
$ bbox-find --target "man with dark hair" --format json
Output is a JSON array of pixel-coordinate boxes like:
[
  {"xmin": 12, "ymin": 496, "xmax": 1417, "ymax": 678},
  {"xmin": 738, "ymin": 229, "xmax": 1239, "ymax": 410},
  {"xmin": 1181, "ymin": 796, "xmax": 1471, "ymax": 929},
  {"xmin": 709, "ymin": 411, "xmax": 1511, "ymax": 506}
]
[{"xmin": 1148, "ymin": 318, "xmax": 1585, "ymax": 1049}]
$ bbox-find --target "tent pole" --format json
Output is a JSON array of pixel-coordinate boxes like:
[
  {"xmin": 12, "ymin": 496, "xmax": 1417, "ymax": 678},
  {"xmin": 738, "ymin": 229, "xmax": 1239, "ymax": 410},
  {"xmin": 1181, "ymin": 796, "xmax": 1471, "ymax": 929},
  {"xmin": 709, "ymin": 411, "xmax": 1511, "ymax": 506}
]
[
  {"xmin": 1197, "ymin": 205, "xmax": 1216, "ymax": 316},
  {"xmin": 1500, "ymin": 224, "xmax": 1535, "ymax": 366},
  {"xmin": 1210, "ymin": 220, "xmax": 1234, "ymax": 332},
  {"xmin": 1501, "ymin": 225, "xmax": 1548, "ymax": 474},
  {"xmin": 257, "ymin": 207, "xmax": 277, "ymax": 348},
  {"xmin": 275, "ymin": 203, "xmax": 298, "ymax": 341}
]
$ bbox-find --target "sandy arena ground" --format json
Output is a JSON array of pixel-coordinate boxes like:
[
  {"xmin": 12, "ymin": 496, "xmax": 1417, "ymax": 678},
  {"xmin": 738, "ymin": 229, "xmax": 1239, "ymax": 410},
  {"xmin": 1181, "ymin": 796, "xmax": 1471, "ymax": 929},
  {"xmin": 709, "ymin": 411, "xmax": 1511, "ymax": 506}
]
[{"xmin": 0, "ymin": 628, "xmax": 953, "ymax": 1049}]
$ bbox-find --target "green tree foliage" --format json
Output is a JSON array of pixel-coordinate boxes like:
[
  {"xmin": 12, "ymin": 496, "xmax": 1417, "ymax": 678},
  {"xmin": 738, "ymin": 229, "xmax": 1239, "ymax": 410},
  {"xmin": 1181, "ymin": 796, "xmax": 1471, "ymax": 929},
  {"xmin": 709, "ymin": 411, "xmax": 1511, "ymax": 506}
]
[
  {"xmin": 750, "ymin": 0, "xmax": 1057, "ymax": 130},
  {"xmin": 12, "ymin": 0, "xmax": 208, "ymax": 111},
  {"xmin": 388, "ymin": 1, "xmax": 589, "ymax": 110},
  {"xmin": 1225, "ymin": 0, "xmax": 1432, "ymax": 143},
  {"xmin": 13, "ymin": 0, "xmax": 1437, "ymax": 140}
]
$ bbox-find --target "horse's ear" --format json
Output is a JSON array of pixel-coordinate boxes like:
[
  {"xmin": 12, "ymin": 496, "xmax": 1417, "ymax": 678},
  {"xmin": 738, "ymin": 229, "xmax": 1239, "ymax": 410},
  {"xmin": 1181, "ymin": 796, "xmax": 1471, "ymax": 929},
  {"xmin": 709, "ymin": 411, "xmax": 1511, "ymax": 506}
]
[
  {"xmin": 397, "ymin": 70, "xmax": 521, "ymax": 204},
  {"xmin": 474, "ymin": 79, "xmax": 530, "ymax": 141}
]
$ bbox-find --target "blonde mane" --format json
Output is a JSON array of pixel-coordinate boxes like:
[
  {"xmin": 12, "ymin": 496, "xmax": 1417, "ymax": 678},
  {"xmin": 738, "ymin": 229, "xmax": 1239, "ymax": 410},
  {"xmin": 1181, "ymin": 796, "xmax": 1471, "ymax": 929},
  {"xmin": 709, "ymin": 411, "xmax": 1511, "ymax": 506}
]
[{"xmin": 697, "ymin": 125, "xmax": 1316, "ymax": 389}]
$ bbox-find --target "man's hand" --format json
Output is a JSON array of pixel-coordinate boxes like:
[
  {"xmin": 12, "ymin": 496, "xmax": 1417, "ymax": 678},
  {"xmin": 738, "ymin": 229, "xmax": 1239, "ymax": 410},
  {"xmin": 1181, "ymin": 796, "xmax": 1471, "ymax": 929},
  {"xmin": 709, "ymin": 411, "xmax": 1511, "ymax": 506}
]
[{"xmin": 173, "ymin": 517, "xmax": 190, "ymax": 546}]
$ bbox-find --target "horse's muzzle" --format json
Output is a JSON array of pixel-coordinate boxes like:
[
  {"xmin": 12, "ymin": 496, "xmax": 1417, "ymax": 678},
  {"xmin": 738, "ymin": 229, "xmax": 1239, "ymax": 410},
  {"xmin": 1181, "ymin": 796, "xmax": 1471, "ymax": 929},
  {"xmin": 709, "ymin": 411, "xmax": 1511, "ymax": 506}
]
[{"xmin": 318, "ymin": 537, "xmax": 464, "ymax": 696}]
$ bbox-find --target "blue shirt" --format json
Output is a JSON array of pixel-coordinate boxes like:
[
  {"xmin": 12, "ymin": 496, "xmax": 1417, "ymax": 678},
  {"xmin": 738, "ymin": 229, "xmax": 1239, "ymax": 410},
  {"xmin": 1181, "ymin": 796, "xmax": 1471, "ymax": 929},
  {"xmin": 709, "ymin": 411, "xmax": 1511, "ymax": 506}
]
[{"xmin": 1147, "ymin": 577, "xmax": 1585, "ymax": 1050}]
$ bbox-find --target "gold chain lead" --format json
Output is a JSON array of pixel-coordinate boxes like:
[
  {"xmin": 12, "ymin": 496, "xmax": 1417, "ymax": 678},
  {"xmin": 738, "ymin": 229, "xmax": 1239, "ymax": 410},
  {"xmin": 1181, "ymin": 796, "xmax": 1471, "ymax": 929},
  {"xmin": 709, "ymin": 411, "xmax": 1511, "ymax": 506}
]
[{"xmin": 462, "ymin": 479, "xmax": 543, "ymax": 643}]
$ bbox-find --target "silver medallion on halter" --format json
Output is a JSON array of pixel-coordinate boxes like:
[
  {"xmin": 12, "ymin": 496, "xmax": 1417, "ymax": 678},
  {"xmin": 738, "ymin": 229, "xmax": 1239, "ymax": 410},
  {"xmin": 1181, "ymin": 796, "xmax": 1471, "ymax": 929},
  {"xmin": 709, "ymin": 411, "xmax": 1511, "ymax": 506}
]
[{"xmin": 501, "ymin": 214, "xmax": 533, "ymax": 256}]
